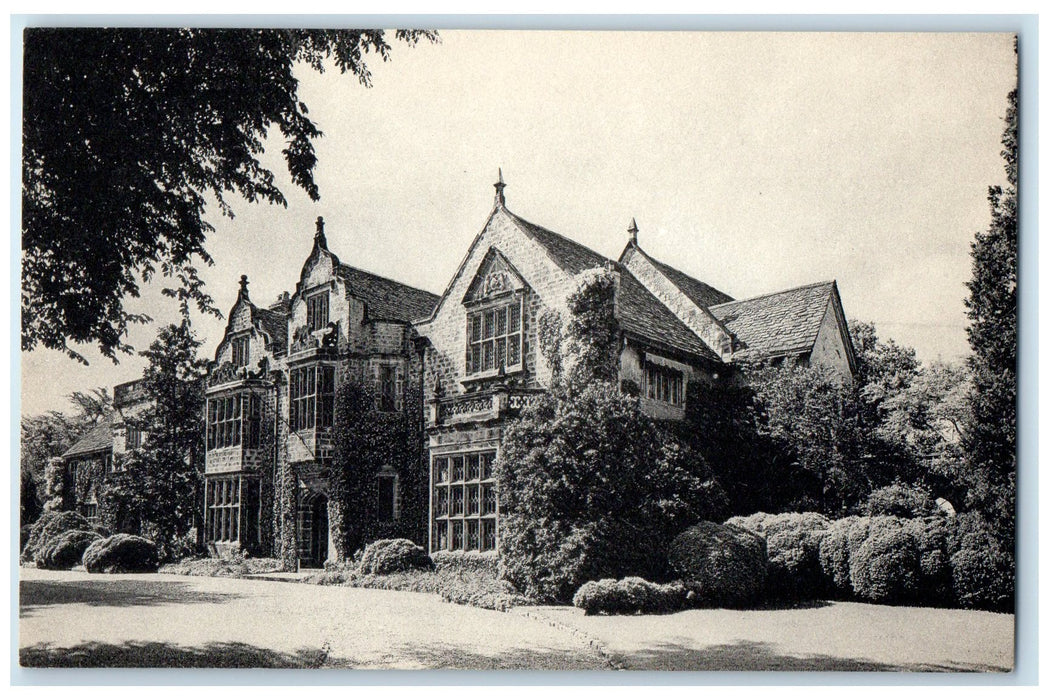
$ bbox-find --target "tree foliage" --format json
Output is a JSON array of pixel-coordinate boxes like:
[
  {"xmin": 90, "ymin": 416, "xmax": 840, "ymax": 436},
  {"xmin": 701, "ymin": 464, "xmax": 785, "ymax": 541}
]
[
  {"xmin": 101, "ymin": 322, "xmax": 207, "ymax": 560},
  {"xmin": 22, "ymin": 28, "xmax": 436, "ymax": 362},
  {"xmin": 963, "ymin": 86, "xmax": 1018, "ymax": 544}
]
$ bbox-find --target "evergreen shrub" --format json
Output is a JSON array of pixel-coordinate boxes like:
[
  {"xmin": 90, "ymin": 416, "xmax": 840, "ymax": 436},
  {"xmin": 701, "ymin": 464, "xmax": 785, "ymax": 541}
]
[
  {"xmin": 21, "ymin": 510, "xmax": 94, "ymax": 563},
  {"xmin": 83, "ymin": 534, "xmax": 159, "ymax": 573},
  {"xmin": 358, "ymin": 538, "xmax": 431, "ymax": 575},
  {"xmin": 667, "ymin": 521, "xmax": 767, "ymax": 606},
  {"xmin": 36, "ymin": 529, "xmax": 101, "ymax": 570},
  {"xmin": 865, "ymin": 484, "xmax": 939, "ymax": 518},
  {"xmin": 572, "ymin": 577, "xmax": 687, "ymax": 615},
  {"xmin": 726, "ymin": 512, "xmax": 831, "ymax": 599}
]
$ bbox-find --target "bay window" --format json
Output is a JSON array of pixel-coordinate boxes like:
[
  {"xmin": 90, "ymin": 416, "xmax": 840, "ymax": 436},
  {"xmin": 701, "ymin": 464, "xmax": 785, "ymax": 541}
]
[{"xmin": 206, "ymin": 393, "xmax": 261, "ymax": 450}]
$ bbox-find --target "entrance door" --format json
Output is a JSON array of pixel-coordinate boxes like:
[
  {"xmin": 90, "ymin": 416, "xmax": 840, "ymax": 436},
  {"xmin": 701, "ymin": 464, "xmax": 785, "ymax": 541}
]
[{"xmin": 297, "ymin": 491, "xmax": 329, "ymax": 568}]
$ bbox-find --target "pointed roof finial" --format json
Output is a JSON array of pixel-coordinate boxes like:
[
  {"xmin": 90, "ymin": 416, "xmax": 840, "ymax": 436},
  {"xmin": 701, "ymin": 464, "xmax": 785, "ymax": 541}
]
[
  {"xmin": 239, "ymin": 274, "xmax": 250, "ymax": 299},
  {"xmin": 494, "ymin": 168, "xmax": 506, "ymax": 207},
  {"xmin": 628, "ymin": 218, "xmax": 639, "ymax": 245},
  {"xmin": 315, "ymin": 216, "xmax": 327, "ymax": 247}
]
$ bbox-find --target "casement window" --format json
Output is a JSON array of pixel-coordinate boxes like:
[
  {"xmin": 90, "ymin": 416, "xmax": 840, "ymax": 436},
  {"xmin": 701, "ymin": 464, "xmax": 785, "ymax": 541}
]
[
  {"xmin": 306, "ymin": 292, "xmax": 330, "ymax": 332},
  {"xmin": 126, "ymin": 427, "xmax": 144, "ymax": 450},
  {"xmin": 431, "ymin": 450, "xmax": 497, "ymax": 553},
  {"xmin": 643, "ymin": 362, "xmax": 685, "ymax": 406},
  {"xmin": 79, "ymin": 503, "xmax": 98, "ymax": 520},
  {"xmin": 466, "ymin": 299, "xmax": 523, "ymax": 375},
  {"xmin": 206, "ymin": 393, "xmax": 261, "ymax": 450},
  {"xmin": 231, "ymin": 336, "xmax": 250, "ymax": 368},
  {"xmin": 289, "ymin": 365, "xmax": 335, "ymax": 431},
  {"xmin": 375, "ymin": 364, "xmax": 404, "ymax": 413},
  {"xmin": 377, "ymin": 471, "xmax": 398, "ymax": 521},
  {"xmin": 205, "ymin": 477, "xmax": 241, "ymax": 543}
]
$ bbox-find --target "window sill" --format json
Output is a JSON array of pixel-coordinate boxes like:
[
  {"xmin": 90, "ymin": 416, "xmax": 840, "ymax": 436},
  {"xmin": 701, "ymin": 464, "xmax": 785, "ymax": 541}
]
[{"xmin": 460, "ymin": 367, "xmax": 525, "ymax": 387}]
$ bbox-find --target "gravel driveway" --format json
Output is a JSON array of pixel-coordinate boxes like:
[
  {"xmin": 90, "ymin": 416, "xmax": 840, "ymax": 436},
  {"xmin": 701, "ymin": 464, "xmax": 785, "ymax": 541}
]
[
  {"xmin": 19, "ymin": 567, "xmax": 606, "ymax": 669},
  {"xmin": 19, "ymin": 567, "xmax": 1013, "ymax": 672}
]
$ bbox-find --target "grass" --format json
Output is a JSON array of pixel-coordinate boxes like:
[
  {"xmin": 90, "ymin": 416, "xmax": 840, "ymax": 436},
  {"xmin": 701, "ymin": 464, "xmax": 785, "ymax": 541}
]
[{"xmin": 304, "ymin": 565, "xmax": 529, "ymax": 611}]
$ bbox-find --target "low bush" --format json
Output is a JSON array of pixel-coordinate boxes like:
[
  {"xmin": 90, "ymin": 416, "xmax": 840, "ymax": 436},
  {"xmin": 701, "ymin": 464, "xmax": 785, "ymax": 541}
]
[
  {"xmin": 159, "ymin": 555, "xmax": 282, "ymax": 578},
  {"xmin": 726, "ymin": 512, "xmax": 830, "ymax": 600},
  {"xmin": 572, "ymin": 577, "xmax": 687, "ymax": 615},
  {"xmin": 667, "ymin": 521, "xmax": 767, "ymax": 606},
  {"xmin": 359, "ymin": 538, "xmax": 432, "ymax": 575},
  {"xmin": 431, "ymin": 550, "xmax": 499, "ymax": 577},
  {"xmin": 21, "ymin": 510, "xmax": 94, "ymax": 563},
  {"xmin": 83, "ymin": 534, "xmax": 159, "ymax": 573},
  {"xmin": 865, "ymin": 483, "xmax": 939, "ymax": 518},
  {"xmin": 36, "ymin": 529, "xmax": 101, "ymax": 570}
]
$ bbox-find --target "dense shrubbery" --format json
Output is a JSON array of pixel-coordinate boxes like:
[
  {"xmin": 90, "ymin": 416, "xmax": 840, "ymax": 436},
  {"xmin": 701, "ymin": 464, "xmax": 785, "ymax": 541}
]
[
  {"xmin": 431, "ymin": 550, "xmax": 499, "ymax": 577},
  {"xmin": 36, "ymin": 529, "xmax": 101, "ymax": 570},
  {"xmin": 159, "ymin": 554, "xmax": 281, "ymax": 578},
  {"xmin": 849, "ymin": 519, "xmax": 924, "ymax": 604},
  {"xmin": 358, "ymin": 539, "xmax": 432, "ymax": 575},
  {"xmin": 726, "ymin": 512, "xmax": 830, "ymax": 600},
  {"xmin": 82, "ymin": 534, "xmax": 159, "ymax": 573},
  {"xmin": 572, "ymin": 577, "xmax": 687, "ymax": 615},
  {"xmin": 21, "ymin": 510, "xmax": 95, "ymax": 563},
  {"xmin": 948, "ymin": 512, "xmax": 1014, "ymax": 612},
  {"xmin": 865, "ymin": 484, "xmax": 939, "ymax": 518},
  {"xmin": 667, "ymin": 521, "xmax": 767, "ymax": 606}
]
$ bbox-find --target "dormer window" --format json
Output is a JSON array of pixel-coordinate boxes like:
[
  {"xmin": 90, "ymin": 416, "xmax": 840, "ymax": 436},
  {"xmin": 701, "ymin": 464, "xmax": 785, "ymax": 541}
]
[
  {"xmin": 306, "ymin": 292, "xmax": 330, "ymax": 332},
  {"xmin": 466, "ymin": 298, "xmax": 523, "ymax": 375},
  {"xmin": 231, "ymin": 336, "xmax": 250, "ymax": 368}
]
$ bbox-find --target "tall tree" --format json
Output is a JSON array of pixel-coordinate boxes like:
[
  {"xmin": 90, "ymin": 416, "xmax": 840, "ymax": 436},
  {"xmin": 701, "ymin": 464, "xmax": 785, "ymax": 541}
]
[
  {"xmin": 22, "ymin": 28, "xmax": 436, "ymax": 362},
  {"xmin": 103, "ymin": 322, "xmax": 208, "ymax": 559},
  {"xmin": 963, "ymin": 85, "xmax": 1018, "ymax": 539}
]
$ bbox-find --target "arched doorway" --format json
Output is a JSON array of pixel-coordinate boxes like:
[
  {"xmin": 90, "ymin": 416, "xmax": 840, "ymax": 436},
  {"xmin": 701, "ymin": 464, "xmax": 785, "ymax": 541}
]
[{"xmin": 297, "ymin": 491, "xmax": 329, "ymax": 568}]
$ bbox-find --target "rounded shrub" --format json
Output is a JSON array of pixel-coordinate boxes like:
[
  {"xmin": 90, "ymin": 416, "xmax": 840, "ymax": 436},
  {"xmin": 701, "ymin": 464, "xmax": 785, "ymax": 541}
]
[
  {"xmin": 21, "ymin": 510, "xmax": 95, "ymax": 563},
  {"xmin": 36, "ymin": 529, "xmax": 101, "ymax": 570},
  {"xmin": 948, "ymin": 512, "xmax": 1014, "ymax": 612},
  {"xmin": 818, "ymin": 516, "xmax": 867, "ymax": 597},
  {"xmin": 849, "ymin": 519, "xmax": 922, "ymax": 604},
  {"xmin": 865, "ymin": 484, "xmax": 939, "ymax": 518},
  {"xmin": 83, "ymin": 534, "xmax": 160, "ymax": 573},
  {"xmin": 358, "ymin": 538, "xmax": 431, "ymax": 575},
  {"xmin": 726, "ymin": 512, "xmax": 831, "ymax": 600},
  {"xmin": 906, "ymin": 516, "xmax": 954, "ymax": 605},
  {"xmin": 573, "ymin": 577, "xmax": 687, "ymax": 615},
  {"xmin": 668, "ymin": 521, "xmax": 767, "ymax": 606}
]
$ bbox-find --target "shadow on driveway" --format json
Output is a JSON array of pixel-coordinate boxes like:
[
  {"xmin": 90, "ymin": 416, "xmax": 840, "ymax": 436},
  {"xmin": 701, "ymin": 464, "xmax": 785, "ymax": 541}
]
[
  {"xmin": 613, "ymin": 640, "xmax": 1012, "ymax": 672},
  {"xmin": 20, "ymin": 641, "xmax": 334, "ymax": 669},
  {"xmin": 20, "ymin": 578, "xmax": 241, "ymax": 615}
]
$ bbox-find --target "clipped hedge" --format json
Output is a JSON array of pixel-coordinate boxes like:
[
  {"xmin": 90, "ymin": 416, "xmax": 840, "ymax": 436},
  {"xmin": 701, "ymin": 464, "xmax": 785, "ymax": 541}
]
[
  {"xmin": 726, "ymin": 512, "xmax": 831, "ymax": 600},
  {"xmin": 358, "ymin": 538, "xmax": 432, "ymax": 575},
  {"xmin": 865, "ymin": 484, "xmax": 939, "ymax": 518},
  {"xmin": 36, "ymin": 529, "xmax": 102, "ymax": 570},
  {"xmin": 849, "ymin": 520, "xmax": 923, "ymax": 604},
  {"xmin": 573, "ymin": 577, "xmax": 688, "ymax": 615},
  {"xmin": 948, "ymin": 512, "xmax": 1014, "ymax": 612},
  {"xmin": 21, "ymin": 510, "xmax": 94, "ymax": 563},
  {"xmin": 668, "ymin": 521, "xmax": 767, "ymax": 606},
  {"xmin": 431, "ymin": 550, "xmax": 499, "ymax": 577},
  {"xmin": 83, "ymin": 534, "xmax": 159, "ymax": 573}
]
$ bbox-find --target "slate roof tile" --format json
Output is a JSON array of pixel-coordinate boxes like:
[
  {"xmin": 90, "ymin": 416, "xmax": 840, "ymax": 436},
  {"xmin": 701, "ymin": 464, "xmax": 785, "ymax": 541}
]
[
  {"xmin": 709, "ymin": 281, "xmax": 835, "ymax": 358},
  {"xmin": 61, "ymin": 418, "xmax": 113, "ymax": 459},
  {"xmin": 336, "ymin": 264, "xmax": 440, "ymax": 323}
]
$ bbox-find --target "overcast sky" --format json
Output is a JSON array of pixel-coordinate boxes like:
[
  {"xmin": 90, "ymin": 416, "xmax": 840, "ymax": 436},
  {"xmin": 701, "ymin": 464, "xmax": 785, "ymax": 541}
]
[{"xmin": 20, "ymin": 30, "xmax": 1017, "ymax": 416}]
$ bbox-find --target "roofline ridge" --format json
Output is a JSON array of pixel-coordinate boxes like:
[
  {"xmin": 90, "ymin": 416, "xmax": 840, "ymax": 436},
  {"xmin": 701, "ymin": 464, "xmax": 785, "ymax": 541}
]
[
  {"xmin": 710, "ymin": 279, "xmax": 836, "ymax": 309},
  {"xmin": 629, "ymin": 241, "xmax": 734, "ymax": 303},
  {"xmin": 503, "ymin": 207, "xmax": 611, "ymax": 267}
]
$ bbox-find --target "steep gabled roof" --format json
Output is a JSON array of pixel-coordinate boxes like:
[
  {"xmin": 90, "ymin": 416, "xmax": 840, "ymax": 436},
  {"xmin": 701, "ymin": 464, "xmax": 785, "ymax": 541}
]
[
  {"xmin": 336, "ymin": 263, "xmax": 440, "ymax": 323},
  {"xmin": 709, "ymin": 281, "xmax": 836, "ymax": 359},
  {"xmin": 617, "ymin": 270, "xmax": 722, "ymax": 362},
  {"xmin": 645, "ymin": 254, "xmax": 734, "ymax": 308},
  {"xmin": 252, "ymin": 305, "xmax": 287, "ymax": 351},
  {"xmin": 505, "ymin": 210, "xmax": 609, "ymax": 275},
  {"xmin": 61, "ymin": 418, "xmax": 113, "ymax": 459}
]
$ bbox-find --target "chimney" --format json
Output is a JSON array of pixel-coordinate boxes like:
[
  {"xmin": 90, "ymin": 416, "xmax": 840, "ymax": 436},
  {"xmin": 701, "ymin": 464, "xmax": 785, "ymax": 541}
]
[
  {"xmin": 494, "ymin": 168, "xmax": 506, "ymax": 208},
  {"xmin": 628, "ymin": 218, "xmax": 639, "ymax": 246}
]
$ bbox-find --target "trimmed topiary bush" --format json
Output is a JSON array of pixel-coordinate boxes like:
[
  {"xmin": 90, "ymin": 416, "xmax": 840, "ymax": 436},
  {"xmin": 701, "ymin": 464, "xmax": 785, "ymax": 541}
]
[
  {"xmin": 21, "ymin": 510, "xmax": 95, "ymax": 564},
  {"xmin": 573, "ymin": 577, "xmax": 688, "ymax": 615},
  {"xmin": 358, "ymin": 538, "xmax": 431, "ymax": 575},
  {"xmin": 865, "ymin": 484, "xmax": 939, "ymax": 518},
  {"xmin": 668, "ymin": 521, "xmax": 767, "ymax": 606},
  {"xmin": 83, "ymin": 534, "xmax": 160, "ymax": 573},
  {"xmin": 431, "ymin": 550, "xmax": 499, "ymax": 577},
  {"xmin": 36, "ymin": 529, "xmax": 101, "ymax": 570}
]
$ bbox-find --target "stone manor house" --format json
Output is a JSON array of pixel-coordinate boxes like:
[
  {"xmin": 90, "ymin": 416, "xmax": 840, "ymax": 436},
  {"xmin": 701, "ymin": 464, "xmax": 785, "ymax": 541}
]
[{"xmin": 61, "ymin": 175, "xmax": 856, "ymax": 568}]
